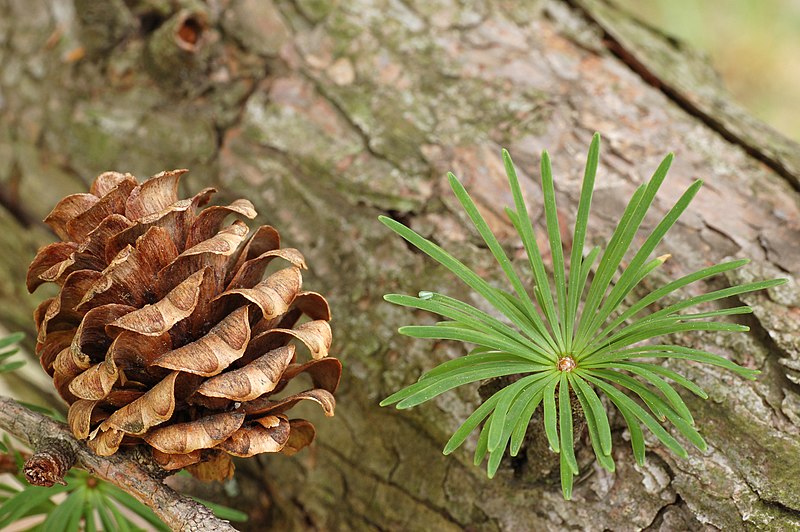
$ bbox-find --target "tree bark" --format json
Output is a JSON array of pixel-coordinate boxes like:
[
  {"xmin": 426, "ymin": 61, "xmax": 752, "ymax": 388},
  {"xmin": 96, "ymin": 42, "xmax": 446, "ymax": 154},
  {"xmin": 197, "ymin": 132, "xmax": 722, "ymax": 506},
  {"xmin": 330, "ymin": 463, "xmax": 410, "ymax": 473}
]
[{"xmin": 1, "ymin": 0, "xmax": 799, "ymax": 530}]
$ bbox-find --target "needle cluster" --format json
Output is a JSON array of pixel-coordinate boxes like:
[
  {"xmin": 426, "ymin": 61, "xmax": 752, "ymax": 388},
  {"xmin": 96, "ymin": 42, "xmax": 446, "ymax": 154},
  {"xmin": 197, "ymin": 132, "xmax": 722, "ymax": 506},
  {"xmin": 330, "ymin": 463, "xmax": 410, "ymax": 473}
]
[{"xmin": 379, "ymin": 134, "xmax": 784, "ymax": 498}]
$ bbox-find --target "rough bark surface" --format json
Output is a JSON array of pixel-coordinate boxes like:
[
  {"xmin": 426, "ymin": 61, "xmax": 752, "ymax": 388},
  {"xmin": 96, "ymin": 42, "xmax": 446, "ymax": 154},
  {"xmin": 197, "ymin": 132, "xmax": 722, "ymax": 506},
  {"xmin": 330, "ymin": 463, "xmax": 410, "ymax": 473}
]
[{"xmin": 1, "ymin": 0, "xmax": 799, "ymax": 530}]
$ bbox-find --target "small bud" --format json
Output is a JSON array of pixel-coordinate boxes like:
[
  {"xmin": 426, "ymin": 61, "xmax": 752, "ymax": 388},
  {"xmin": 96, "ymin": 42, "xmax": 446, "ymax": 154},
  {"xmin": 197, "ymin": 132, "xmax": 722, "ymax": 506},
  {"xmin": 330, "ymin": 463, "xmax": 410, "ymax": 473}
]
[{"xmin": 557, "ymin": 356, "xmax": 577, "ymax": 372}]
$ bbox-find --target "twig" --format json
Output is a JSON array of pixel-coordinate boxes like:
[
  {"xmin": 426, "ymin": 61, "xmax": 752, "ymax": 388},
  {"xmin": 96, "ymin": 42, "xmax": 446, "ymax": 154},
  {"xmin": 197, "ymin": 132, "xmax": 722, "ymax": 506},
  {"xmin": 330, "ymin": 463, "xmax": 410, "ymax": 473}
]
[
  {"xmin": 0, "ymin": 396, "xmax": 237, "ymax": 532},
  {"xmin": 24, "ymin": 437, "xmax": 75, "ymax": 486}
]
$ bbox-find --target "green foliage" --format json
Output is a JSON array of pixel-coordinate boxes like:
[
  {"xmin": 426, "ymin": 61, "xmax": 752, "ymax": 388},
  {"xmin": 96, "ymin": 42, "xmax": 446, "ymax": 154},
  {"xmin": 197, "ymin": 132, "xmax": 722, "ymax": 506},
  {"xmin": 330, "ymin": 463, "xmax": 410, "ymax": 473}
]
[
  {"xmin": 0, "ymin": 332, "xmax": 25, "ymax": 375},
  {"xmin": 379, "ymin": 134, "xmax": 785, "ymax": 498},
  {"xmin": 0, "ymin": 333, "xmax": 247, "ymax": 529}
]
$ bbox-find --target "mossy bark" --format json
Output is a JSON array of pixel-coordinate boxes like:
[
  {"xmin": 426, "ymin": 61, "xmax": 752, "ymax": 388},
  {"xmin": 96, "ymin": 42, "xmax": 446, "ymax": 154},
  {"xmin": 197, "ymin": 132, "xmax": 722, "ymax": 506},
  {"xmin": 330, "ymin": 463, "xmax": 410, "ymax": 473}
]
[{"xmin": 2, "ymin": 0, "xmax": 800, "ymax": 529}]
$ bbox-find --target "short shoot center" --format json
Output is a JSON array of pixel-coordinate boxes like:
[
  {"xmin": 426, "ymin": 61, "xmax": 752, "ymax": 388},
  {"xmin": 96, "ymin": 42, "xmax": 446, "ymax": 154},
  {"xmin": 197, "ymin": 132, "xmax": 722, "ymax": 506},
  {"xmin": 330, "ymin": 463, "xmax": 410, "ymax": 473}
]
[{"xmin": 557, "ymin": 356, "xmax": 577, "ymax": 372}]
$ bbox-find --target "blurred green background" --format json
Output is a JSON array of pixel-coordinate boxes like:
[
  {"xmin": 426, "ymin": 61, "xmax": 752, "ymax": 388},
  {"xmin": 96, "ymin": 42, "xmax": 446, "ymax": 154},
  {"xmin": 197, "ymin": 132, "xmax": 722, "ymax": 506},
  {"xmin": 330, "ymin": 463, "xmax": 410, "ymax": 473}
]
[{"xmin": 615, "ymin": 0, "xmax": 800, "ymax": 142}]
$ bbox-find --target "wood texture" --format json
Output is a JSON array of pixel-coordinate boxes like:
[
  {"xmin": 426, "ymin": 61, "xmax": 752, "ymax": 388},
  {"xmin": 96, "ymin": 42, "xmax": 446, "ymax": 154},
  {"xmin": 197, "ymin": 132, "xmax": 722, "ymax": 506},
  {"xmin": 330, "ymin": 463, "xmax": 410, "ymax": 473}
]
[{"xmin": 1, "ymin": 0, "xmax": 799, "ymax": 529}]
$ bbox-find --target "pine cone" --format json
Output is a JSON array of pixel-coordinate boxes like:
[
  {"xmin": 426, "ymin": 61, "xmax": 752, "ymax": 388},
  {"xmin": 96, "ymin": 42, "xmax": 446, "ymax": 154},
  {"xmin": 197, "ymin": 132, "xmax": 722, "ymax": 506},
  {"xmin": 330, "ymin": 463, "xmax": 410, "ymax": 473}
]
[{"xmin": 27, "ymin": 170, "xmax": 340, "ymax": 479}]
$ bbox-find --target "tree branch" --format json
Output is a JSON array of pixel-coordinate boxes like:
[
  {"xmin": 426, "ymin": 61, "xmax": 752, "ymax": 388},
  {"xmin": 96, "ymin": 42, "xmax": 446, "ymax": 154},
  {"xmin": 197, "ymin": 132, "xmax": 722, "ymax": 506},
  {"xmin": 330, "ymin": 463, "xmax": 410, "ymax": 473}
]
[{"xmin": 0, "ymin": 396, "xmax": 237, "ymax": 532}]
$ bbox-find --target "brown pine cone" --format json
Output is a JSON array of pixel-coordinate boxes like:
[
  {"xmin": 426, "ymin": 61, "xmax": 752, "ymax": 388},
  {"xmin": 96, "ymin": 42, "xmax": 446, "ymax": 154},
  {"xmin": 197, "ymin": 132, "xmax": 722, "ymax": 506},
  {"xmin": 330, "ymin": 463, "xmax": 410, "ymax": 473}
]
[{"xmin": 27, "ymin": 170, "xmax": 340, "ymax": 479}]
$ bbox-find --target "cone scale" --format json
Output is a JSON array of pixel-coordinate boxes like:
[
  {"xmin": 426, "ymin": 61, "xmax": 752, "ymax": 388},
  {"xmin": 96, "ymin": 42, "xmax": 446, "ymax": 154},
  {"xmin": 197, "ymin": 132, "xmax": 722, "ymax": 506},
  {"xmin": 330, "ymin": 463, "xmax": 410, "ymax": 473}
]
[{"xmin": 28, "ymin": 170, "xmax": 341, "ymax": 479}]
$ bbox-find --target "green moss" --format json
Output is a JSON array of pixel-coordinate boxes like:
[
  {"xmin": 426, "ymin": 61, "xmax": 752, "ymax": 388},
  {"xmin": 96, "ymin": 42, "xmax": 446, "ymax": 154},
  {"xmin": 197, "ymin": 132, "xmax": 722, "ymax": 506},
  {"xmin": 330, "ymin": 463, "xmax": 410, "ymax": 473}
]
[
  {"xmin": 687, "ymin": 395, "xmax": 800, "ymax": 513},
  {"xmin": 325, "ymin": 10, "xmax": 365, "ymax": 55},
  {"xmin": 296, "ymin": 0, "xmax": 334, "ymax": 22},
  {"xmin": 68, "ymin": 119, "xmax": 126, "ymax": 171}
]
